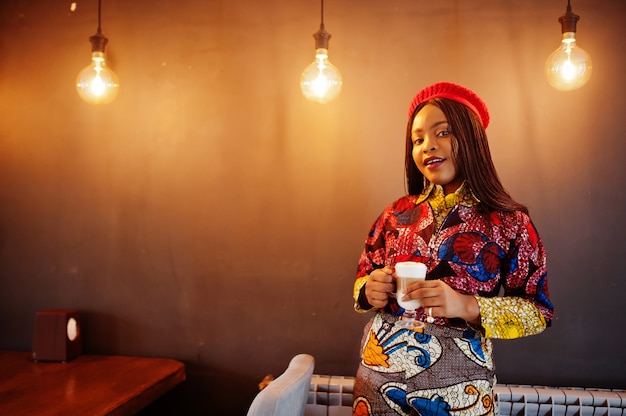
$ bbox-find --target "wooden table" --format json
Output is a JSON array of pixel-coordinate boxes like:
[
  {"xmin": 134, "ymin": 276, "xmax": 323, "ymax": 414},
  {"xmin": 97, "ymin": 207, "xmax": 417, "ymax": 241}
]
[{"xmin": 0, "ymin": 350, "xmax": 185, "ymax": 415}]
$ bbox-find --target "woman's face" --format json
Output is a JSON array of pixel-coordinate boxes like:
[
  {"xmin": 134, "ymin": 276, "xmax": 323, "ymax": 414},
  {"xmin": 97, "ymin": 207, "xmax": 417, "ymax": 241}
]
[{"xmin": 411, "ymin": 104, "xmax": 463, "ymax": 194}]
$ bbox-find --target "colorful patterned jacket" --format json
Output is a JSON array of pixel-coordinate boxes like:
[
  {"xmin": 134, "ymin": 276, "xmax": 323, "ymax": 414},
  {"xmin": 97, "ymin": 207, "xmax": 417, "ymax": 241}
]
[{"xmin": 353, "ymin": 183, "xmax": 554, "ymax": 339}]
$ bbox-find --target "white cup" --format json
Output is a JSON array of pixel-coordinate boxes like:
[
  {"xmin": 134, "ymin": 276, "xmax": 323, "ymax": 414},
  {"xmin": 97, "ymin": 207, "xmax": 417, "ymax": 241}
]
[{"xmin": 395, "ymin": 261, "xmax": 427, "ymax": 310}]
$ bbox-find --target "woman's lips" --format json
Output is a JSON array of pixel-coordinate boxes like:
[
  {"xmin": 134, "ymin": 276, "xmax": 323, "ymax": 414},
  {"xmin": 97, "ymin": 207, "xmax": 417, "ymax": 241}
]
[{"xmin": 423, "ymin": 156, "xmax": 444, "ymax": 168}]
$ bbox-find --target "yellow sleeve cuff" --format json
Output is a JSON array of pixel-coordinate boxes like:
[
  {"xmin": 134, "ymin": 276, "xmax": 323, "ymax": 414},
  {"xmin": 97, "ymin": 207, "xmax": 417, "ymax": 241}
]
[
  {"xmin": 353, "ymin": 275, "xmax": 375, "ymax": 313},
  {"xmin": 475, "ymin": 296, "xmax": 547, "ymax": 339}
]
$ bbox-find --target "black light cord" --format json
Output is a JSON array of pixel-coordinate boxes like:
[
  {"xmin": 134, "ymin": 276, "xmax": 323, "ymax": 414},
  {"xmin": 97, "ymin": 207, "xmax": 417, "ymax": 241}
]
[
  {"xmin": 90, "ymin": 0, "xmax": 108, "ymax": 52},
  {"xmin": 313, "ymin": 0, "xmax": 330, "ymax": 49},
  {"xmin": 559, "ymin": 0, "xmax": 579, "ymax": 33},
  {"xmin": 97, "ymin": 0, "xmax": 102, "ymax": 34}
]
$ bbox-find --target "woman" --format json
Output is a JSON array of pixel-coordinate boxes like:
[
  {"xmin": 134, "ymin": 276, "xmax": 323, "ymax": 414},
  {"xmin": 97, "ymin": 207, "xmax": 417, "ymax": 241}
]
[{"xmin": 352, "ymin": 82, "xmax": 554, "ymax": 416}]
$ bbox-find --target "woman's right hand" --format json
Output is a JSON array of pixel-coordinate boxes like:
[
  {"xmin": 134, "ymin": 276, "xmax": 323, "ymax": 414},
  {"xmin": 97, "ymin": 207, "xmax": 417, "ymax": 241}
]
[{"xmin": 365, "ymin": 266, "xmax": 395, "ymax": 309}]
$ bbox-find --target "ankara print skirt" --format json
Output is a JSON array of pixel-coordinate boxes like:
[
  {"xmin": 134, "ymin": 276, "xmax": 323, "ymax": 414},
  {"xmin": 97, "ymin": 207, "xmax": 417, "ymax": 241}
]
[{"xmin": 353, "ymin": 313, "xmax": 496, "ymax": 416}]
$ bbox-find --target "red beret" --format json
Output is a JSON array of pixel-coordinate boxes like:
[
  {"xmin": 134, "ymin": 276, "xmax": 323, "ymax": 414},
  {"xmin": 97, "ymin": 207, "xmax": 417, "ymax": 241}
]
[{"xmin": 407, "ymin": 82, "xmax": 490, "ymax": 129}]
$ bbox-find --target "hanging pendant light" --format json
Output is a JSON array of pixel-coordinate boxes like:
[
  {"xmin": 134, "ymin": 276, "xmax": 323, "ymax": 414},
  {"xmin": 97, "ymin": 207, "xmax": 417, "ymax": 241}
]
[
  {"xmin": 76, "ymin": 0, "xmax": 119, "ymax": 104},
  {"xmin": 300, "ymin": 0, "xmax": 343, "ymax": 104},
  {"xmin": 545, "ymin": 0, "xmax": 592, "ymax": 91}
]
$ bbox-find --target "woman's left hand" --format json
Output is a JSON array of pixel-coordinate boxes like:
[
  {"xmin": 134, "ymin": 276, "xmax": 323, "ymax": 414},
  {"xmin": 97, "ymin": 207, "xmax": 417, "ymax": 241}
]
[{"xmin": 401, "ymin": 279, "xmax": 480, "ymax": 324}]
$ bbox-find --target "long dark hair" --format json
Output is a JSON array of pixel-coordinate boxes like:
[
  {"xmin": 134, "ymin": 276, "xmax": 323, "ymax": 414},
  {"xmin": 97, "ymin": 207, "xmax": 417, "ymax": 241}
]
[{"xmin": 405, "ymin": 98, "xmax": 528, "ymax": 214}]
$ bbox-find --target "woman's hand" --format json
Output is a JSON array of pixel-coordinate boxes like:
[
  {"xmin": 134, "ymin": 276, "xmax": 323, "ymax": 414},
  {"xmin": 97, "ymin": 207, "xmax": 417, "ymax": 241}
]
[
  {"xmin": 365, "ymin": 266, "xmax": 395, "ymax": 309},
  {"xmin": 401, "ymin": 279, "xmax": 480, "ymax": 324}
]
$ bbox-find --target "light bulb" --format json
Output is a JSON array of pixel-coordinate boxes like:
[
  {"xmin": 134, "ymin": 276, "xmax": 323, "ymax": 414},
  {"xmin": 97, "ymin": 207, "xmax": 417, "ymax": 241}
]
[
  {"xmin": 545, "ymin": 32, "xmax": 592, "ymax": 91},
  {"xmin": 545, "ymin": 1, "xmax": 592, "ymax": 91},
  {"xmin": 300, "ymin": 48, "xmax": 343, "ymax": 104},
  {"xmin": 300, "ymin": 22, "xmax": 342, "ymax": 104},
  {"xmin": 76, "ymin": 51, "xmax": 119, "ymax": 104}
]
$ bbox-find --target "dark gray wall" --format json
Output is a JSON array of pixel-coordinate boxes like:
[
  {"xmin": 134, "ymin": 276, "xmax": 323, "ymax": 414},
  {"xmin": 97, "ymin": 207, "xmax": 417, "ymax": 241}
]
[{"xmin": 1, "ymin": 1, "xmax": 624, "ymax": 414}]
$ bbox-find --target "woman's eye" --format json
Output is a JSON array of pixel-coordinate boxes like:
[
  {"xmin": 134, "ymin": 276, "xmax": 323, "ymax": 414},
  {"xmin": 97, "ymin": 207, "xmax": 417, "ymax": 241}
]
[
  {"xmin": 437, "ymin": 130, "xmax": 450, "ymax": 137},
  {"xmin": 413, "ymin": 137, "xmax": 424, "ymax": 145}
]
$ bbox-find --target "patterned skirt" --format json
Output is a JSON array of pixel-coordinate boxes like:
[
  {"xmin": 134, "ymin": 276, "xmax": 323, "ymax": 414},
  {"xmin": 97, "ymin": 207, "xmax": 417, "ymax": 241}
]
[{"xmin": 353, "ymin": 312, "xmax": 496, "ymax": 416}]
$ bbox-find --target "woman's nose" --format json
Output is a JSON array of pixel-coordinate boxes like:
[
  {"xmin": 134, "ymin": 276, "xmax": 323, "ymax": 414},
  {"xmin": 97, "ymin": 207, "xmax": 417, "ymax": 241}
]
[{"xmin": 423, "ymin": 135, "xmax": 437, "ymax": 152}]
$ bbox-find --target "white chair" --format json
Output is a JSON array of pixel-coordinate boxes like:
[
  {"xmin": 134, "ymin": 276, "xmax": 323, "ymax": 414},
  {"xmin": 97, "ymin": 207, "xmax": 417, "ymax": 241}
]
[{"xmin": 247, "ymin": 354, "xmax": 315, "ymax": 416}]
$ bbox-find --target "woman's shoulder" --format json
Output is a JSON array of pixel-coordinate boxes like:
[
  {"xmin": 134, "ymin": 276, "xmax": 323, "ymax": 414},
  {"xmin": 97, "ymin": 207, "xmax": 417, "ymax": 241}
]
[
  {"xmin": 497, "ymin": 208, "xmax": 533, "ymax": 222},
  {"xmin": 369, "ymin": 195, "xmax": 426, "ymax": 229},
  {"xmin": 483, "ymin": 208, "xmax": 536, "ymax": 234},
  {"xmin": 459, "ymin": 205, "xmax": 534, "ymax": 226},
  {"xmin": 386, "ymin": 194, "xmax": 421, "ymax": 213}
]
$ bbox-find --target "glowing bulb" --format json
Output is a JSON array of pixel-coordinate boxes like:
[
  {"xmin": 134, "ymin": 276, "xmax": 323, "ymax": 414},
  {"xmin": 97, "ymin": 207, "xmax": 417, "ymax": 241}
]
[
  {"xmin": 300, "ymin": 20, "xmax": 342, "ymax": 104},
  {"xmin": 76, "ymin": 51, "xmax": 119, "ymax": 104},
  {"xmin": 300, "ymin": 48, "xmax": 343, "ymax": 104},
  {"xmin": 545, "ymin": 1, "xmax": 592, "ymax": 91},
  {"xmin": 76, "ymin": 0, "xmax": 119, "ymax": 106},
  {"xmin": 545, "ymin": 32, "xmax": 592, "ymax": 91}
]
